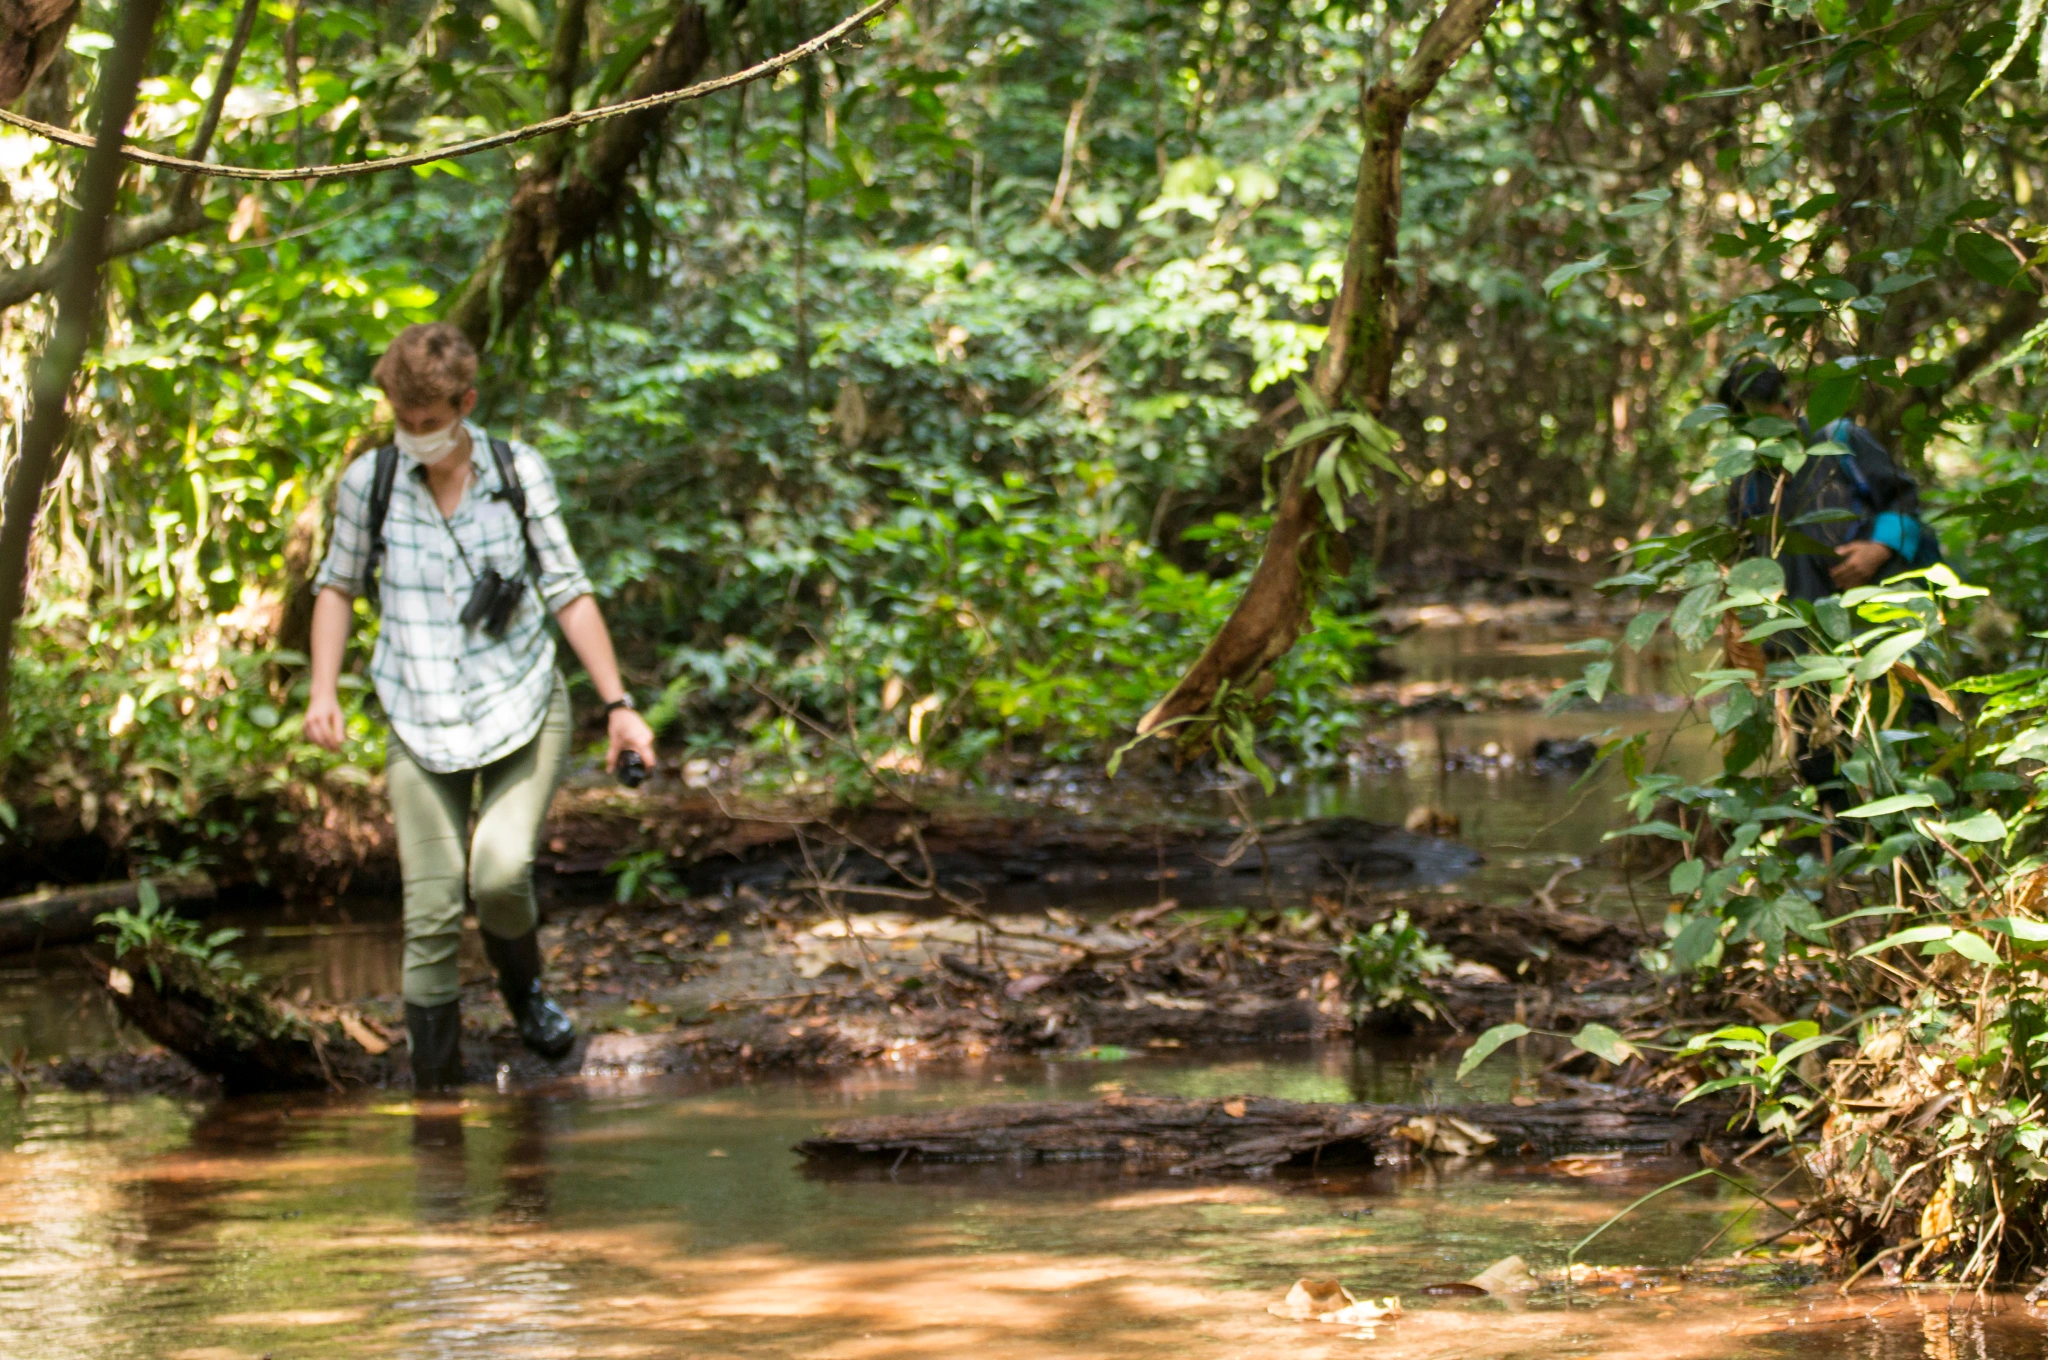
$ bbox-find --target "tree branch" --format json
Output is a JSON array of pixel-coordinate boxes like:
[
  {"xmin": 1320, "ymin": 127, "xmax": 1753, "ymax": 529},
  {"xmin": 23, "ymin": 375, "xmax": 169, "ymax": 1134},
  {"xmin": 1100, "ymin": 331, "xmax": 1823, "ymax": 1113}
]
[
  {"xmin": 0, "ymin": 198, "xmax": 205, "ymax": 310},
  {"xmin": 172, "ymin": 0, "xmax": 263, "ymax": 207},
  {"xmin": 0, "ymin": 0, "xmax": 162, "ymax": 732},
  {"xmin": 1135, "ymin": 0, "xmax": 1501, "ymax": 740},
  {"xmin": 445, "ymin": 0, "xmax": 746, "ymax": 349},
  {"xmin": 0, "ymin": 0, "xmax": 258, "ymax": 312}
]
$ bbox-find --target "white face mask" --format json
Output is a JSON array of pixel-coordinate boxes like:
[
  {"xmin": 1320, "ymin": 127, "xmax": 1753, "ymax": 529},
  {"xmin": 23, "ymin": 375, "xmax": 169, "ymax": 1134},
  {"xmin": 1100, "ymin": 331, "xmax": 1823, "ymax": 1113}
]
[{"xmin": 394, "ymin": 419, "xmax": 461, "ymax": 466}]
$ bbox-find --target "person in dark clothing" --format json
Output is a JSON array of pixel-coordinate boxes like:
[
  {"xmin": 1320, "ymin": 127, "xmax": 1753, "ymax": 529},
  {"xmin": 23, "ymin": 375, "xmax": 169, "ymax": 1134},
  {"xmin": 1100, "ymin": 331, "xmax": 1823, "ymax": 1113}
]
[
  {"xmin": 1717, "ymin": 359, "xmax": 1935, "ymax": 602},
  {"xmin": 1715, "ymin": 358, "xmax": 1941, "ymax": 832}
]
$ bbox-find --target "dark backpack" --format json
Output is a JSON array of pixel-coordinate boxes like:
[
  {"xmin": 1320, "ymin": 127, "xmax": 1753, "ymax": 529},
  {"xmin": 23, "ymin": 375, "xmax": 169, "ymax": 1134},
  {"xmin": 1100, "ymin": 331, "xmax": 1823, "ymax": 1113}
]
[
  {"xmin": 359, "ymin": 434, "xmax": 541, "ymax": 607},
  {"xmin": 1816, "ymin": 418, "xmax": 1944, "ymax": 571}
]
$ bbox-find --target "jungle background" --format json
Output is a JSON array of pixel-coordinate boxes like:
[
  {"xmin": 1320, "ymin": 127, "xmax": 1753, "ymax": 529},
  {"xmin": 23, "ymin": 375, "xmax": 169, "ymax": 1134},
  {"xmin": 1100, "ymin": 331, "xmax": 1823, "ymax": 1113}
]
[{"xmin": 0, "ymin": 0, "xmax": 2042, "ymax": 881}]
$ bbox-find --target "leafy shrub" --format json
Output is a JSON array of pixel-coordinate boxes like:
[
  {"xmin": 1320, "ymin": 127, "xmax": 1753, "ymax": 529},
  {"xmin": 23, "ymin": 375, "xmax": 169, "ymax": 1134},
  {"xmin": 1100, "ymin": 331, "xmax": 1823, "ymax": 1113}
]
[
  {"xmin": 96, "ymin": 879, "xmax": 253, "ymax": 988},
  {"xmin": 1337, "ymin": 910, "xmax": 1450, "ymax": 1022},
  {"xmin": 771, "ymin": 468, "xmax": 1379, "ymax": 781}
]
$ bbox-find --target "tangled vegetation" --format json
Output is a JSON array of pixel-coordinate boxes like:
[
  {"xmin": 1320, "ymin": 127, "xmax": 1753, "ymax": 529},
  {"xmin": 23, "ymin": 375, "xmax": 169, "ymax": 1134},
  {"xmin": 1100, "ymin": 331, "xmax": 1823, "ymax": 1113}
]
[{"xmin": 14, "ymin": 0, "xmax": 2048, "ymax": 1284}]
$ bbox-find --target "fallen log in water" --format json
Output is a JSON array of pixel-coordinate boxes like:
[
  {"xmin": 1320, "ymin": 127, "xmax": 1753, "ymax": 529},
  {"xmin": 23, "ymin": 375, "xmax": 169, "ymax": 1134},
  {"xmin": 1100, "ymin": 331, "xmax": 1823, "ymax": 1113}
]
[
  {"xmin": 797, "ymin": 1092, "xmax": 1714, "ymax": 1174},
  {"xmin": 0, "ymin": 873, "xmax": 214, "ymax": 956},
  {"xmin": 82, "ymin": 947, "xmax": 384, "ymax": 1095}
]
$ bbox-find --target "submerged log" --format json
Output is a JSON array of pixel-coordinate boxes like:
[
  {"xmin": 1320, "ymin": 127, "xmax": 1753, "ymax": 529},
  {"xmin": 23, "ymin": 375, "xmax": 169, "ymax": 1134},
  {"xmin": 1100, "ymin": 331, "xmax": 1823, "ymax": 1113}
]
[
  {"xmin": 82, "ymin": 947, "xmax": 375, "ymax": 1095},
  {"xmin": 0, "ymin": 873, "xmax": 215, "ymax": 956},
  {"xmin": 797, "ymin": 1092, "xmax": 1712, "ymax": 1174}
]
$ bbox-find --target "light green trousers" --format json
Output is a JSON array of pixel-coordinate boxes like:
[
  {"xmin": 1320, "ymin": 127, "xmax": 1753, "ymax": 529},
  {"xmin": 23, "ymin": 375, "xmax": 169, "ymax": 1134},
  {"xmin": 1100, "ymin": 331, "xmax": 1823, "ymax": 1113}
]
[{"xmin": 386, "ymin": 677, "xmax": 570, "ymax": 1007}]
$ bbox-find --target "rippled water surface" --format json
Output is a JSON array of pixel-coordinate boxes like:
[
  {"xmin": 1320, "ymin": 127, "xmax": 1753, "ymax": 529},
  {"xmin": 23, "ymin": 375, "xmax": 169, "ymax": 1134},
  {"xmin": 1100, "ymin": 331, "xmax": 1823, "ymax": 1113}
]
[
  {"xmin": 2, "ymin": 1046, "xmax": 2041, "ymax": 1360},
  {"xmin": 2, "ymin": 611, "xmax": 2040, "ymax": 1358}
]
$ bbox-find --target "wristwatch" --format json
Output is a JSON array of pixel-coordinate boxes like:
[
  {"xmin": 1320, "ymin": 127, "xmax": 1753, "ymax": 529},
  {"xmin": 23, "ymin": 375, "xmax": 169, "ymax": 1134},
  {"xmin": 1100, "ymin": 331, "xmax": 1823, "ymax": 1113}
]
[{"xmin": 603, "ymin": 693, "xmax": 637, "ymax": 715}]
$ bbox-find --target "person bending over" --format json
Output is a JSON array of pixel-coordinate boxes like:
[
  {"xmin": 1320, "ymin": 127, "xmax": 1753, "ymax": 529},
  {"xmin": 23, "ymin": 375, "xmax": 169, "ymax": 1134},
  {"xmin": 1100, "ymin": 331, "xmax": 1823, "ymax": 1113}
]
[{"xmin": 302, "ymin": 322, "xmax": 656, "ymax": 1089}]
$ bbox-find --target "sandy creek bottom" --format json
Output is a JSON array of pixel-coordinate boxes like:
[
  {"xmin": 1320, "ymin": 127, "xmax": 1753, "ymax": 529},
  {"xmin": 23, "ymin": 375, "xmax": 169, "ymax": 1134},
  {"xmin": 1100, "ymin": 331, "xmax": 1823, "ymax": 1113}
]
[{"xmin": 2, "ymin": 1042, "xmax": 2042, "ymax": 1360}]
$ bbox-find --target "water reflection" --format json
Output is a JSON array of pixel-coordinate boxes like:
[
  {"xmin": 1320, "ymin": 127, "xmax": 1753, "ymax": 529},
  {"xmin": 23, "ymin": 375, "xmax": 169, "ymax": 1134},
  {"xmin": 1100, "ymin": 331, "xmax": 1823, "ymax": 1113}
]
[{"xmin": 2, "ymin": 1051, "xmax": 2043, "ymax": 1359}]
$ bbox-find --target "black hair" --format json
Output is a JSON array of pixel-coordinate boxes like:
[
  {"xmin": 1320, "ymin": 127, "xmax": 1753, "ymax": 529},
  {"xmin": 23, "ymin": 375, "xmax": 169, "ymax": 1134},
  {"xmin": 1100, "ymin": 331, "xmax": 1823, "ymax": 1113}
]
[{"xmin": 1717, "ymin": 359, "xmax": 1786, "ymax": 416}]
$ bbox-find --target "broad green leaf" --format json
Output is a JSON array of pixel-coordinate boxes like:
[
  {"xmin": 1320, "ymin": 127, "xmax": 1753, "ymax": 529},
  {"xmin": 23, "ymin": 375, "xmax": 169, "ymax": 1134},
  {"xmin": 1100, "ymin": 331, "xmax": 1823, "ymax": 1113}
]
[
  {"xmin": 1928, "ymin": 810, "xmax": 2007, "ymax": 844},
  {"xmin": 1986, "ymin": 916, "xmax": 2048, "ymax": 945},
  {"xmin": 1839, "ymin": 792, "xmax": 1936, "ymax": 818},
  {"xmin": 1853, "ymin": 629, "xmax": 1926, "ymax": 682},
  {"xmin": 1544, "ymin": 251, "xmax": 1611, "ymax": 297},
  {"xmin": 1743, "ymin": 616, "xmax": 1807, "ymax": 642},
  {"xmin": 488, "ymin": 0, "xmax": 547, "ymax": 42},
  {"xmin": 1623, "ymin": 610, "xmax": 1668, "ymax": 652},
  {"xmin": 1669, "ymin": 858, "xmax": 1704, "ymax": 895},
  {"xmin": 1769, "ymin": 1033, "xmax": 1847, "ymax": 1071},
  {"xmin": 1605, "ymin": 820, "xmax": 1690, "ymax": 842},
  {"xmin": 1852, "ymin": 924, "xmax": 1954, "ymax": 958},
  {"xmin": 1672, "ymin": 581, "xmax": 1722, "ymax": 645},
  {"xmin": 1572, "ymin": 1023, "xmax": 1636, "ymax": 1064},
  {"xmin": 1726, "ymin": 556, "xmax": 1786, "ymax": 599},
  {"xmin": 1679, "ymin": 1073, "xmax": 1761, "ymax": 1104},
  {"xmin": 1456, "ymin": 1023, "xmax": 1530, "ymax": 1080},
  {"xmin": 1671, "ymin": 913, "xmax": 1722, "ymax": 970},
  {"xmin": 1944, "ymin": 931, "xmax": 2001, "ymax": 966}
]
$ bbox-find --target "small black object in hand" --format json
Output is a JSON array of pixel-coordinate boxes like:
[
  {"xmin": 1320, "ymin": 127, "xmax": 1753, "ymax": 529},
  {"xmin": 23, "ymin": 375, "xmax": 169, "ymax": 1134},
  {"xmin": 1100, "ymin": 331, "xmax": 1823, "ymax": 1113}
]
[{"xmin": 616, "ymin": 749, "xmax": 648, "ymax": 788}]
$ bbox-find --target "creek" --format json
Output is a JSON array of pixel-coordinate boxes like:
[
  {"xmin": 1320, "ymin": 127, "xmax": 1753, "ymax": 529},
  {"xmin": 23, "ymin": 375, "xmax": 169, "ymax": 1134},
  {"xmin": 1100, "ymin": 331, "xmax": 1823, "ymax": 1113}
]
[{"xmin": 0, "ymin": 601, "xmax": 2038, "ymax": 1358}]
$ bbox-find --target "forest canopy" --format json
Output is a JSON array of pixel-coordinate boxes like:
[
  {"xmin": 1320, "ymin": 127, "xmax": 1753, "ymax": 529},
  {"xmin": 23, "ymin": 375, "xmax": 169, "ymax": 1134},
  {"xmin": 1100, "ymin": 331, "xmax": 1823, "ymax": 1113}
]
[{"xmin": 1, "ymin": 0, "xmax": 2046, "ymax": 864}]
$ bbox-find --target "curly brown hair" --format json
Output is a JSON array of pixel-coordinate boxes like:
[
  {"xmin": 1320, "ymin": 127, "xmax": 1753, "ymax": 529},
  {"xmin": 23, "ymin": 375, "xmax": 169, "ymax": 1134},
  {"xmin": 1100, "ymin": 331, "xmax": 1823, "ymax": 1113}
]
[{"xmin": 370, "ymin": 323, "xmax": 477, "ymax": 407}]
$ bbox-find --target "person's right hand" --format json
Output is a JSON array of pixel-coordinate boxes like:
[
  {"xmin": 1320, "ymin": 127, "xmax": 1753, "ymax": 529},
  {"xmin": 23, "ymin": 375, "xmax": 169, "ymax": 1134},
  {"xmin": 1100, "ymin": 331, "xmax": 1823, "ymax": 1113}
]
[{"xmin": 303, "ymin": 693, "xmax": 346, "ymax": 752}]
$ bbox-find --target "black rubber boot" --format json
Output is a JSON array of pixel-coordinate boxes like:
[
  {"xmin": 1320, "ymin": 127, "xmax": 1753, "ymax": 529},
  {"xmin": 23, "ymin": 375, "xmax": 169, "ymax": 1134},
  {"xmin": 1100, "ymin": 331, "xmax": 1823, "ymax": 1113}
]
[
  {"xmin": 483, "ymin": 929, "xmax": 576, "ymax": 1061},
  {"xmin": 405, "ymin": 999, "xmax": 465, "ymax": 1091}
]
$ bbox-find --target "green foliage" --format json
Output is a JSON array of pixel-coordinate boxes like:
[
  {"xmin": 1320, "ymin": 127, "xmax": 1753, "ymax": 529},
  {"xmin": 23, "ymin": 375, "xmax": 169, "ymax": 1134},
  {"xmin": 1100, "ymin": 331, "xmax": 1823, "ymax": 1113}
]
[
  {"xmin": 96, "ymin": 879, "xmax": 252, "ymax": 989},
  {"xmin": 1336, "ymin": 910, "xmax": 1449, "ymax": 1022}
]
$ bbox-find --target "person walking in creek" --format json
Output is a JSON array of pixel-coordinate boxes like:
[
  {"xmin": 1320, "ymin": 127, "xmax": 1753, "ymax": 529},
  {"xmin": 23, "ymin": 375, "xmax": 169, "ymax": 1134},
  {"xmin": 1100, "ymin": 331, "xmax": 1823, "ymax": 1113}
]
[{"xmin": 301, "ymin": 322, "xmax": 656, "ymax": 1089}]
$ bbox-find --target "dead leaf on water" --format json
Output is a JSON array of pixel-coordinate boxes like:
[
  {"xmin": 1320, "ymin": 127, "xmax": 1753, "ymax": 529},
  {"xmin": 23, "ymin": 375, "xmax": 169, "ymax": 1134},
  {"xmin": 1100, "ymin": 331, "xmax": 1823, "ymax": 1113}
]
[
  {"xmin": 1396, "ymin": 1115, "xmax": 1498, "ymax": 1157},
  {"xmin": 1269, "ymin": 1277, "xmax": 1352, "ymax": 1320},
  {"xmin": 1469, "ymin": 1254, "xmax": 1540, "ymax": 1294},
  {"xmin": 1326, "ymin": 1297, "xmax": 1400, "ymax": 1326}
]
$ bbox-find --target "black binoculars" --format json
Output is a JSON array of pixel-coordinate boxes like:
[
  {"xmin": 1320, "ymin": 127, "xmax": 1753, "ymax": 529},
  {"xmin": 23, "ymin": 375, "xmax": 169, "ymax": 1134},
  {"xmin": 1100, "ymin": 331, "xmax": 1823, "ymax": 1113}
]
[{"xmin": 458, "ymin": 567, "xmax": 522, "ymax": 638}]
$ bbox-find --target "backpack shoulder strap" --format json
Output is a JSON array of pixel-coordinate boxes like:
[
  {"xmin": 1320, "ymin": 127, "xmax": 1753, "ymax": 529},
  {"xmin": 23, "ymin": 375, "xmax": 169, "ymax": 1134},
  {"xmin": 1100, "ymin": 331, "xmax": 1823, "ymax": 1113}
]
[
  {"xmin": 488, "ymin": 436, "xmax": 542, "ymax": 581},
  {"xmin": 1821, "ymin": 419, "xmax": 1877, "ymax": 502},
  {"xmin": 361, "ymin": 445, "xmax": 401, "ymax": 606}
]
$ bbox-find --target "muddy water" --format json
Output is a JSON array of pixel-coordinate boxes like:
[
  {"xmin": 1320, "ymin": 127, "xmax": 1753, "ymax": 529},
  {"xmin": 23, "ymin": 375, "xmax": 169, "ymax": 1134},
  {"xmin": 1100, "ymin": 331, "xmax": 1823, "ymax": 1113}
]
[
  {"xmin": 4, "ymin": 1045, "xmax": 2039, "ymax": 1360},
  {"xmin": 6, "ymin": 608, "xmax": 2043, "ymax": 1358}
]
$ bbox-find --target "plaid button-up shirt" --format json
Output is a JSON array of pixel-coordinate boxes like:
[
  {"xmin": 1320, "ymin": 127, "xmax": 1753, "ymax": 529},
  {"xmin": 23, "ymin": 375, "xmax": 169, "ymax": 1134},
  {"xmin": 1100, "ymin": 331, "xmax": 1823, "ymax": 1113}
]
[{"xmin": 314, "ymin": 424, "xmax": 595, "ymax": 773}]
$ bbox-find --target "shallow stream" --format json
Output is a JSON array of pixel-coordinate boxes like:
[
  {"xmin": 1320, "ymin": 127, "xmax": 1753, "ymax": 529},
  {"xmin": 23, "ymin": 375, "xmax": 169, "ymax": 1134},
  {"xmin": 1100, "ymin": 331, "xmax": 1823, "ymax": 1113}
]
[
  {"xmin": 1, "ymin": 602, "xmax": 2039, "ymax": 1358},
  {"xmin": 6, "ymin": 1044, "xmax": 2039, "ymax": 1360}
]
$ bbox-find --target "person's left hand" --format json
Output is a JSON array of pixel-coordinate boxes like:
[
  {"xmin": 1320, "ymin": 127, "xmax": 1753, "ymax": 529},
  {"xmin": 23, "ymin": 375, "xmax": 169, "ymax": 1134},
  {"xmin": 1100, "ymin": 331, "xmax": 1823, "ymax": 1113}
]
[
  {"xmin": 607, "ymin": 707, "xmax": 656, "ymax": 774},
  {"xmin": 1830, "ymin": 539, "xmax": 1894, "ymax": 589}
]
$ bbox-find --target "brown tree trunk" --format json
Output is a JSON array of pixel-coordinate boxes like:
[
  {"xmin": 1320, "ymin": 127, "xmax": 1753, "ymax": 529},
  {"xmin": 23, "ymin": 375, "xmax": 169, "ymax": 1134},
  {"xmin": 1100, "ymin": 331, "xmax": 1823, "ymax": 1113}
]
[
  {"xmin": 444, "ymin": 0, "xmax": 743, "ymax": 349},
  {"xmin": 0, "ymin": 0, "xmax": 160, "ymax": 732},
  {"xmin": 1137, "ymin": 0, "xmax": 1500, "ymax": 739},
  {"xmin": 0, "ymin": 872, "xmax": 212, "ymax": 956},
  {"xmin": 0, "ymin": 0, "xmax": 77, "ymax": 105}
]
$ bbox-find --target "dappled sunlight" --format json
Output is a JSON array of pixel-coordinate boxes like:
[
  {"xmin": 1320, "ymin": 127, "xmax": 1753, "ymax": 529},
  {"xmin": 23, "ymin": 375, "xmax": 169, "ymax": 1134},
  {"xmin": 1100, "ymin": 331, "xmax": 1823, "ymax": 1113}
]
[{"xmin": 5, "ymin": 1065, "xmax": 2047, "ymax": 1359}]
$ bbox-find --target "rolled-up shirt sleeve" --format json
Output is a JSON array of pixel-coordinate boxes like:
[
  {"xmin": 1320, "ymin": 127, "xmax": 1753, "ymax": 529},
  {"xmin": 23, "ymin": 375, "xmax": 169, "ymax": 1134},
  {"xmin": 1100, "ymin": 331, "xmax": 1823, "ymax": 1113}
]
[
  {"xmin": 511, "ymin": 443, "xmax": 594, "ymax": 613},
  {"xmin": 312, "ymin": 453, "xmax": 376, "ymax": 598}
]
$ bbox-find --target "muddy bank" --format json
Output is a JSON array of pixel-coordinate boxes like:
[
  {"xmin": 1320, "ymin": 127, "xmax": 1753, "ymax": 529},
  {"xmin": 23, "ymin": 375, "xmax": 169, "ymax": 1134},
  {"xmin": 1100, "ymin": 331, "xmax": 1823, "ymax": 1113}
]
[{"xmin": 49, "ymin": 868, "xmax": 1665, "ymax": 1096}]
